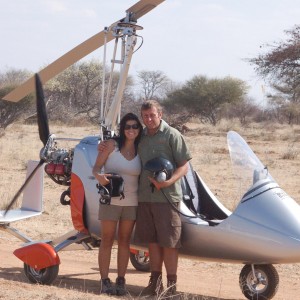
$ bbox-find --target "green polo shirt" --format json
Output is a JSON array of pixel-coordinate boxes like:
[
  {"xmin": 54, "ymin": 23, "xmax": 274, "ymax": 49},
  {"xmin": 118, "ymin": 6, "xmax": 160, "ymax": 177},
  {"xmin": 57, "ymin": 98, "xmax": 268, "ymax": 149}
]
[{"xmin": 138, "ymin": 119, "xmax": 192, "ymax": 203}]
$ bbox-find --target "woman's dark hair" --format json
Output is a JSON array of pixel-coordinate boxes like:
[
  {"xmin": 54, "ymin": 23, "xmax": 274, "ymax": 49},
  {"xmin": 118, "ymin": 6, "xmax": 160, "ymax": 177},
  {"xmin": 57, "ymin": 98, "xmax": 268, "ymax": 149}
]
[{"xmin": 114, "ymin": 113, "xmax": 143, "ymax": 155}]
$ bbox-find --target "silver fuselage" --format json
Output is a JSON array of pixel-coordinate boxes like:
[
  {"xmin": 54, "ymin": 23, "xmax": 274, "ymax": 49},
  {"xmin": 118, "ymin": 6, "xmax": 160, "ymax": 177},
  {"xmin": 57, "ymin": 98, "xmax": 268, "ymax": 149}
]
[{"xmin": 71, "ymin": 134, "xmax": 300, "ymax": 264}]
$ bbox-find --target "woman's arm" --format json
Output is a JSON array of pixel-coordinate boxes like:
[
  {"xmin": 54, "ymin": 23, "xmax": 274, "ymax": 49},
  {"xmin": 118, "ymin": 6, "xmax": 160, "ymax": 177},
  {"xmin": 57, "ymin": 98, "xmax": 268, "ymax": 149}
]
[{"xmin": 92, "ymin": 146, "xmax": 113, "ymax": 186}]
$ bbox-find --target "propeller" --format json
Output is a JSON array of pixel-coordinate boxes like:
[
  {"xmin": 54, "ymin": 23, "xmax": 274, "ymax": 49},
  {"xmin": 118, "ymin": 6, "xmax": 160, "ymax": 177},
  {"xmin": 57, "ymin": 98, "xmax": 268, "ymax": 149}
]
[
  {"xmin": 2, "ymin": 0, "xmax": 165, "ymax": 103},
  {"xmin": 4, "ymin": 74, "xmax": 49, "ymax": 215},
  {"xmin": 36, "ymin": 73, "xmax": 50, "ymax": 146}
]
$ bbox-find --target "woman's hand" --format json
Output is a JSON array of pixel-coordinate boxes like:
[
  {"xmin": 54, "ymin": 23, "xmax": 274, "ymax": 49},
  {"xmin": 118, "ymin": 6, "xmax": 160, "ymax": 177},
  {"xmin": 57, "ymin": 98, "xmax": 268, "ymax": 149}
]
[{"xmin": 94, "ymin": 173, "xmax": 110, "ymax": 186}]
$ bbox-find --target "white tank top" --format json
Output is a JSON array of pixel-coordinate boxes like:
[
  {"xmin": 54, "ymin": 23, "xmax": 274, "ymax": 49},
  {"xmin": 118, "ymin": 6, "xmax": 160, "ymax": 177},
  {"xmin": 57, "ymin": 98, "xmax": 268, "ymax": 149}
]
[{"xmin": 104, "ymin": 148, "xmax": 141, "ymax": 206}]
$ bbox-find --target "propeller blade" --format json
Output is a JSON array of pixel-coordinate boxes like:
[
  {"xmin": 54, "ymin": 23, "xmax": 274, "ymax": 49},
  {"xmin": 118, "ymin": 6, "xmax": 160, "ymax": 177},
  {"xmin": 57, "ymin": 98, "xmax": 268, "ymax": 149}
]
[
  {"xmin": 2, "ymin": 0, "xmax": 165, "ymax": 103},
  {"xmin": 4, "ymin": 160, "xmax": 44, "ymax": 215},
  {"xmin": 35, "ymin": 73, "xmax": 50, "ymax": 146}
]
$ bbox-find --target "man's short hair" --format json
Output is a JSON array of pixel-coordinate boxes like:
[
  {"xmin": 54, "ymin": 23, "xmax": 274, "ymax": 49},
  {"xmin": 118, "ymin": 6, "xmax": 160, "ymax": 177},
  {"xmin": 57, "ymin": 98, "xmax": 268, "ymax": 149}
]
[{"xmin": 141, "ymin": 100, "xmax": 162, "ymax": 114}]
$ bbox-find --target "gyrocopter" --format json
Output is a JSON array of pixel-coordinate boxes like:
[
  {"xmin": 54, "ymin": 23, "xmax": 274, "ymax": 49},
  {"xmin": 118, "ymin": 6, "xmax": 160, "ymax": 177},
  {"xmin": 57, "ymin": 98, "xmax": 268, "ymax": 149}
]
[{"xmin": 1, "ymin": 1, "xmax": 300, "ymax": 299}]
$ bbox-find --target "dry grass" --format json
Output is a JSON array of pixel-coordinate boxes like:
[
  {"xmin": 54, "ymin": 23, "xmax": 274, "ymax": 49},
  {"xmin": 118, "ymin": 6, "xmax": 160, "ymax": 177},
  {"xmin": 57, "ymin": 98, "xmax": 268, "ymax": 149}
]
[
  {"xmin": 2, "ymin": 120, "xmax": 300, "ymax": 222},
  {"xmin": 184, "ymin": 121, "xmax": 300, "ymax": 210}
]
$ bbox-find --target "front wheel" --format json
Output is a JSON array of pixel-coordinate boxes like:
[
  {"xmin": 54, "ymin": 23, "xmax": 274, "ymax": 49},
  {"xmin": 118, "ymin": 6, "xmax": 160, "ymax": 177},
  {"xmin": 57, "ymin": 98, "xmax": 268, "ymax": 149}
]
[
  {"xmin": 24, "ymin": 263, "xmax": 59, "ymax": 285},
  {"xmin": 239, "ymin": 264, "xmax": 279, "ymax": 300},
  {"xmin": 130, "ymin": 251, "xmax": 150, "ymax": 272}
]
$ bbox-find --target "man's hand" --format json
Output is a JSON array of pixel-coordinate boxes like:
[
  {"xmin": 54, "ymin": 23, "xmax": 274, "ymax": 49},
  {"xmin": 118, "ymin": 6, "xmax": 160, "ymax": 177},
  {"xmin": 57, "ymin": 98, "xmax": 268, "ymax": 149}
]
[
  {"xmin": 148, "ymin": 176, "xmax": 171, "ymax": 191},
  {"xmin": 98, "ymin": 139, "xmax": 115, "ymax": 153},
  {"xmin": 147, "ymin": 161, "xmax": 189, "ymax": 191}
]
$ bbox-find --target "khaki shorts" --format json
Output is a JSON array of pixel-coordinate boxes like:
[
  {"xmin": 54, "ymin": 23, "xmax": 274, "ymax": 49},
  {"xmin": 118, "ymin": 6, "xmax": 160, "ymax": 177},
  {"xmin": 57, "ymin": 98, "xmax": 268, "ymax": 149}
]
[
  {"xmin": 98, "ymin": 204, "xmax": 137, "ymax": 221},
  {"xmin": 135, "ymin": 202, "xmax": 182, "ymax": 248}
]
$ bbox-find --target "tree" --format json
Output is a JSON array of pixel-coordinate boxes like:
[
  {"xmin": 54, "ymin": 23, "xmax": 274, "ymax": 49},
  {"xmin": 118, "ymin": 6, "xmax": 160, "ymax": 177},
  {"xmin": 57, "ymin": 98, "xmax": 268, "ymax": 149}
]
[
  {"xmin": 0, "ymin": 60, "xmax": 135, "ymax": 127},
  {"xmin": 249, "ymin": 25, "xmax": 300, "ymax": 123},
  {"xmin": 266, "ymin": 95, "xmax": 300, "ymax": 124},
  {"xmin": 45, "ymin": 60, "xmax": 104, "ymax": 123},
  {"xmin": 0, "ymin": 68, "xmax": 34, "ymax": 128},
  {"xmin": 137, "ymin": 70, "xmax": 170, "ymax": 100},
  {"xmin": 221, "ymin": 97, "xmax": 260, "ymax": 125},
  {"xmin": 45, "ymin": 59, "xmax": 133, "ymax": 124},
  {"xmin": 164, "ymin": 75, "xmax": 248, "ymax": 125}
]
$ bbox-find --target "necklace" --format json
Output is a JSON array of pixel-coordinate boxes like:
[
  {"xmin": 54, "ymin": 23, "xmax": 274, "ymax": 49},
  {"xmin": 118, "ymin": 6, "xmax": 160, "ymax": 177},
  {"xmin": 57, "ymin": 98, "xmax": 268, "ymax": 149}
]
[{"xmin": 121, "ymin": 147, "xmax": 135, "ymax": 159}]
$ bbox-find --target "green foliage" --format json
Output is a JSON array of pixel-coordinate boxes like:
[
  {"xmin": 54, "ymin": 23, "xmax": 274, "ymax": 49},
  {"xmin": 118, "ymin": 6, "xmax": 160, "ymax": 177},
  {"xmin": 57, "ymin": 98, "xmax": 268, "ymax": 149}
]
[{"xmin": 164, "ymin": 75, "xmax": 248, "ymax": 125}]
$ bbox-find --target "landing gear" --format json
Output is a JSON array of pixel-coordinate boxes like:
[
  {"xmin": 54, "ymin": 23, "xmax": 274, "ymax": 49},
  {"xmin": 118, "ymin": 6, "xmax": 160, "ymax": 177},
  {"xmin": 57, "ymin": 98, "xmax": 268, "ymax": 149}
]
[
  {"xmin": 24, "ymin": 263, "xmax": 59, "ymax": 285},
  {"xmin": 130, "ymin": 250, "xmax": 150, "ymax": 272},
  {"xmin": 239, "ymin": 264, "xmax": 279, "ymax": 300}
]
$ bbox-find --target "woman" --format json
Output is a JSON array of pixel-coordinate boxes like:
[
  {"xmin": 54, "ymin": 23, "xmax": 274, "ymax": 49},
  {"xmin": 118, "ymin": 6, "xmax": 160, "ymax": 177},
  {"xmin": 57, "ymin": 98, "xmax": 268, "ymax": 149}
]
[{"xmin": 92, "ymin": 113, "xmax": 143, "ymax": 296}]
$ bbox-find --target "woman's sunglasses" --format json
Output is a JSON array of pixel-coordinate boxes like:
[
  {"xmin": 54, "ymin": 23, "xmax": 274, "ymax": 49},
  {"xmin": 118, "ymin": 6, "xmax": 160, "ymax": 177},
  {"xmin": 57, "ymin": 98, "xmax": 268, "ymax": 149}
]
[{"xmin": 124, "ymin": 124, "xmax": 139, "ymax": 130}]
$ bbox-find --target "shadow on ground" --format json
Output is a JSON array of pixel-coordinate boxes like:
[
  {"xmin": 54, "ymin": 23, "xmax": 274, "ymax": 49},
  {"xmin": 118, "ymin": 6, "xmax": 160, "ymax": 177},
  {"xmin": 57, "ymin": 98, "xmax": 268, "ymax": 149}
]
[{"xmin": 0, "ymin": 266, "xmax": 240, "ymax": 300}]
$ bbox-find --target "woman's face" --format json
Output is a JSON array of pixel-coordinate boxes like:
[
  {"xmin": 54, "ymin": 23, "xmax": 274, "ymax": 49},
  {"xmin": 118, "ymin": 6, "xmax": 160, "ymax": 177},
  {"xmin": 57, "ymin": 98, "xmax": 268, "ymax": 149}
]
[{"xmin": 124, "ymin": 120, "xmax": 140, "ymax": 141}]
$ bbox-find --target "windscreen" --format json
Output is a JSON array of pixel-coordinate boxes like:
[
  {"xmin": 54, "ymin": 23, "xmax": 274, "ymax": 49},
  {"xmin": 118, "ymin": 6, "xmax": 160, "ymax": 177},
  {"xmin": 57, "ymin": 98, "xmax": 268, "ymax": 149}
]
[{"xmin": 227, "ymin": 131, "xmax": 274, "ymax": 200}]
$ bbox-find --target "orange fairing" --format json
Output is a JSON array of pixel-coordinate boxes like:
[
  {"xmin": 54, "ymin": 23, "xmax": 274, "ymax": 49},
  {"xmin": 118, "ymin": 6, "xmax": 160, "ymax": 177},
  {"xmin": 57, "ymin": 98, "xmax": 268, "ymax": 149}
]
[
  {"xmin": 70, "ymin": 173, "xmax": 88, "ymax": 234},
  {"xmin": 130, "ymin": 248, "xmax": 149, "ymax": 256},
  {"xmin": 14, "ymin": 243, "xmax": 60, "ymax": 270}
]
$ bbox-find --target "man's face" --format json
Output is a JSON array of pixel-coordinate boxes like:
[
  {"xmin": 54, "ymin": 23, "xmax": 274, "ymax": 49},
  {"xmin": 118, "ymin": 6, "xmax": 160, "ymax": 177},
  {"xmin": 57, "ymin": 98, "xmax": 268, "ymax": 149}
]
[{"xmin": 141, "ymin": 106, "xmax": 162, "ymax": 132}]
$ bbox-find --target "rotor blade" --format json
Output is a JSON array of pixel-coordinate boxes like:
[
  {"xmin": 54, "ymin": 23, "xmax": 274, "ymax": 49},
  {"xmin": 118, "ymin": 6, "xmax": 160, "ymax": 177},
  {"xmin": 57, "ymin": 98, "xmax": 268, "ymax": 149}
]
[
  {"xmin": 35, "ymin": 73, "xmax": 50, "ymax": 146},
  {"xmin": 4, "ymin": 160, "xmax": 44, "ymax": 215},
  {"xmin": 127, "ymin": 0, "xmax": 165, "ymax": 19},
  {"xmin": 3, "ymin": 29, "xmax": 115, "ymax": 102},
  {"xmin": 2, "ymin": 0, "xmax": 165, "ymax": 103}
]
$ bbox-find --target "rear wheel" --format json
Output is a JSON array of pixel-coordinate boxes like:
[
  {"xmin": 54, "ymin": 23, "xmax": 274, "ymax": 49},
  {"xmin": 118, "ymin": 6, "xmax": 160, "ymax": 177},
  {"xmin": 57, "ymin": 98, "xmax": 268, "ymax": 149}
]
[
  {"xmin": 130, "ymin": 251, "xmax": 150, "ymax": 272},
  {"xmin": 239, "ymin": 264, "xmax": 279, "ymax": 300},
  {"xmin": 24, "ymin": 263, "xmax": 59, "ymax": 285}
]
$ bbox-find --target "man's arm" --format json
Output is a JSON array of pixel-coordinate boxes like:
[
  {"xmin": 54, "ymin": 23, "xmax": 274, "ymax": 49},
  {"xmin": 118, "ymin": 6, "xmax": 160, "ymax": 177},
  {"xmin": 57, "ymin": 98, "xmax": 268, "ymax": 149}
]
[{"xmin": 97, "ymin": 139, "xmax": 115, "ymax": 153}]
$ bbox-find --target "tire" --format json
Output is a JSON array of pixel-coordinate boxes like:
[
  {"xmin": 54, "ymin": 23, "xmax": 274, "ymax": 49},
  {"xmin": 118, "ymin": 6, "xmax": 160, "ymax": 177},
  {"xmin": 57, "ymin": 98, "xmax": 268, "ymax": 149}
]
[
  {"xmin": 239, "ymin": 264, "xmax": 279, "ymax": 300},
  {"xmin": 24, "ymin": 263, "xmax": 59, "ymax": 285},
  {"xmin": 130, "ymin": 251, "xmax": 150, "ymax": 272}
]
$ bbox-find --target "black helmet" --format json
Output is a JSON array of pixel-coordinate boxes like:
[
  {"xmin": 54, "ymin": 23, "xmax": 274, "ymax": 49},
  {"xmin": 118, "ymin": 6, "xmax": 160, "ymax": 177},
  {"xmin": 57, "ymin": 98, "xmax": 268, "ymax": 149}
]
[
  {"xmin": 144, "ymin": 157, "xmax": 174, "ymax": 182},
  {"xmin": 96, "ymin": 173, "xmax": 125, "ymax": 205}
]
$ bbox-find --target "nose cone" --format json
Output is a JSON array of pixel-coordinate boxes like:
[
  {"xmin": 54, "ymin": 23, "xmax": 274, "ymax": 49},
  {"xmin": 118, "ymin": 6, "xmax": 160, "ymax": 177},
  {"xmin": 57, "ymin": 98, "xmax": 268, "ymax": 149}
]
[{"xmin": 234, "ymin": 181, "xmax": 300, "ymax": 263}]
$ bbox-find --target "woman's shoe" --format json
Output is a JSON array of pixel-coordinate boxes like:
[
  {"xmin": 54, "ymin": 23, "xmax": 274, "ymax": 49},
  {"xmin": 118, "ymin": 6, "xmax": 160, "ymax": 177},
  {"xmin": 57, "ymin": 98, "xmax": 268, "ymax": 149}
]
[{"xmin": 100, "ymin": 278, "xmax": 115, "ymax": 295}]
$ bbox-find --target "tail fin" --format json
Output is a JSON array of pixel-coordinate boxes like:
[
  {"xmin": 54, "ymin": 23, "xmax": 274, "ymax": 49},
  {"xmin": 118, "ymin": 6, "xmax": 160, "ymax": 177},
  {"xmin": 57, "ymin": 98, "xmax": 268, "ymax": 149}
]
[{"xmin": 0, "ymin": 160, "xmax": 44, "ymax": 223}]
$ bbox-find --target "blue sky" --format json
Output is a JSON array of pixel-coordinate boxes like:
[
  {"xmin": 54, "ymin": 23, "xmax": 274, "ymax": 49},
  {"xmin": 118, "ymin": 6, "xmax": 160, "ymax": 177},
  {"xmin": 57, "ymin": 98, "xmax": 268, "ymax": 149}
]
[{"xmin": 1, "ymin": 0, "xmax": 300, "ymax": 105}]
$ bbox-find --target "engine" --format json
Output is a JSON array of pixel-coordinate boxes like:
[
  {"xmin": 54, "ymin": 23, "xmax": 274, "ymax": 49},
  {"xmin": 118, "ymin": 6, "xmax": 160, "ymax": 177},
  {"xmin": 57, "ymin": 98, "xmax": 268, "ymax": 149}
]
[{"xmin": 44, "ymin": 147, "xmax": 73, "ymax": 186}]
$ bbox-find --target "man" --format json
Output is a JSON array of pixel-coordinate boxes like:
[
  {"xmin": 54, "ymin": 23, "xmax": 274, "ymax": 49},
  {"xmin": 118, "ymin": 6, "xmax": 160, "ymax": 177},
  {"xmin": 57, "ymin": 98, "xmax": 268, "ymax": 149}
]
[
  {"xmin": 135, "ymin": 100, "xmax": 192, "ymax": 296},
  {"xmin": 99, "ymin": 100, "xmax": 192, "ymax": 296}
]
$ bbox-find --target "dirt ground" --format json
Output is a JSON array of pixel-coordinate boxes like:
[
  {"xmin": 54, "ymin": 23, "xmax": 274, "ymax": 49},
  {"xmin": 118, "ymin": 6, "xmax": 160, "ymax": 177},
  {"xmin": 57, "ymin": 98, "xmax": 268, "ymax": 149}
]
[
  {"xmin": 1, "ymin": 237, "xmax": 300, "ymax": 300},
  {"xmin": 1, "ymin": 122, "xmax": 300, "ymax": 299}
]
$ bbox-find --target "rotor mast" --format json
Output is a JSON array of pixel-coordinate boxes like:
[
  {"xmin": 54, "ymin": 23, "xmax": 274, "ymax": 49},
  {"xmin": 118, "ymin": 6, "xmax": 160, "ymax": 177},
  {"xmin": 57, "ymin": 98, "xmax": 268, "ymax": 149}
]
[{"xmin": 101, "ymin": 11, "xmax": 142, "ymax": 138}]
